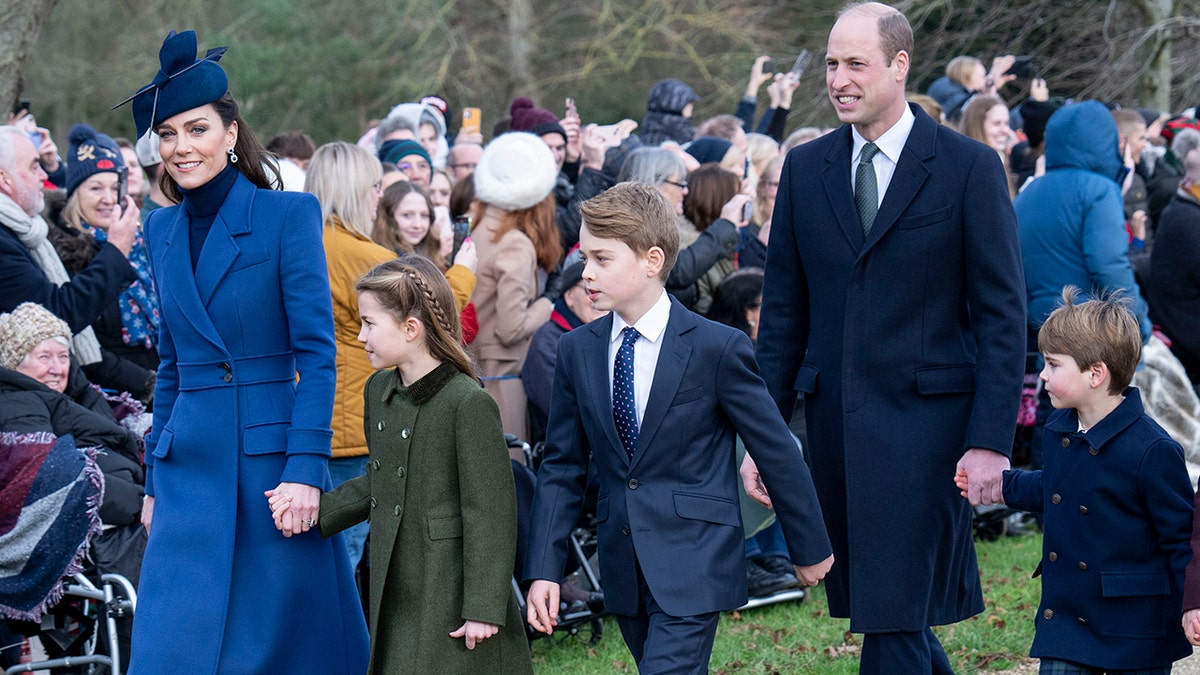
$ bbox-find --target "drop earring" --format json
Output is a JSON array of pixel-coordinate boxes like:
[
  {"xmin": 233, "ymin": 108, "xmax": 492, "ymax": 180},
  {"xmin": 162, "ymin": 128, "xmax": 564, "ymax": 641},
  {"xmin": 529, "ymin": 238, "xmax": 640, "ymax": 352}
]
[{"xmin": 227, "ymin": 146, "xmax": 239, "ymax": 164}]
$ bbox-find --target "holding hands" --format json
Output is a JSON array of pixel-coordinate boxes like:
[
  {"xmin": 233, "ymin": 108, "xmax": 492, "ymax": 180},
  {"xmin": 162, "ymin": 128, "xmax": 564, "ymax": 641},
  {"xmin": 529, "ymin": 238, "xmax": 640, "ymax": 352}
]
[
  {"xmin": 265, "ymin": 482, "xmax": 321, "ymax": 537},
  {"xmin": 1183, "ymin": 609, "xmax": 1200, "ymax": 646},
  {"xmin": 450, "ymin": 620, "xmax": 500, "ymax": 650},
  {"xmin": 954, "ymin": 448, "xmax": 1010, "ymax": 506}
]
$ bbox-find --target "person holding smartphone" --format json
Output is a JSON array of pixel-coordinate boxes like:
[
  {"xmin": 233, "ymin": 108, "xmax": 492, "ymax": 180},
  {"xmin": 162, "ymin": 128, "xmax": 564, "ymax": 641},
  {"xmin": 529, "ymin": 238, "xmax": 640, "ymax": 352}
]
[{"xmin": 7, "ymin": 101, "xmax": 65, "ymax": 187}]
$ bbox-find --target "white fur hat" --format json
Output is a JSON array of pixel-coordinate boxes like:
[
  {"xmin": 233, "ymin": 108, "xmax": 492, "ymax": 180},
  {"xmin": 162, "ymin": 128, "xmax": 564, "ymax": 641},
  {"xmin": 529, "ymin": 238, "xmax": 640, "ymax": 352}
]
[{"xmin": 472, "ymin": 132, "xmax": 558, "ymax": 212}]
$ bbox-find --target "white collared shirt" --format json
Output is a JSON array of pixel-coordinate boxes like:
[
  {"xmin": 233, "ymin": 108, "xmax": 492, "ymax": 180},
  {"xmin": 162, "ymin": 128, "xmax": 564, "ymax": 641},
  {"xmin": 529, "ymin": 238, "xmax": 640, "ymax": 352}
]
[
  {"xmin": 608, "ymin": 290, "xmax": 672, "ymax": 426},
  {"xmin": 850, "ymin": 104, "xmax": 916, "ymax": 207}
]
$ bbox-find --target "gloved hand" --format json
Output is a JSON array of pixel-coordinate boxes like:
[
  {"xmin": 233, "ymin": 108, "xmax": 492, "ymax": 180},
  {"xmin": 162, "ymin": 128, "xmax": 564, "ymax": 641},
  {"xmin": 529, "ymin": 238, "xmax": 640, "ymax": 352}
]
[{"xmin": 541, "ymin": 266, "xmax": 571, "ymax": 305}]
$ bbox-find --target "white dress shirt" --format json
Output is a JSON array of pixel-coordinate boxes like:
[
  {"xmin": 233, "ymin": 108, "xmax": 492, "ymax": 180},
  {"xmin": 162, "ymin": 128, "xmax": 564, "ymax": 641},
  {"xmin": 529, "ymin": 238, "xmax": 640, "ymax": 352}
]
[
  {"xmin": 850, "ymin": 104, "xmax": 916, "ymax": 207},
  {"xmin": 608, "ymin": 290, "xmax": 672, "ymax": 427}
]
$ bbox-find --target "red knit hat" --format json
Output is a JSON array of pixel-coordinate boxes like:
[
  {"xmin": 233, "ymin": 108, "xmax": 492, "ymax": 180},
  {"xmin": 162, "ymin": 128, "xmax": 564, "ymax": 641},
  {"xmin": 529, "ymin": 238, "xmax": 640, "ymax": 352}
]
[{"xmin": 508, "ymin": 97, "xmax": 567, "ymax": 143}]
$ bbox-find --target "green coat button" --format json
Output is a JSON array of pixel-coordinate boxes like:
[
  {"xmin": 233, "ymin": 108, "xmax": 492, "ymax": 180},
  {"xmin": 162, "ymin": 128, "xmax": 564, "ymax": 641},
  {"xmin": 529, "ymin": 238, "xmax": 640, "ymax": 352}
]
[
  {"xmin": 397, "ymin": 466, "xmax": 406, "ymax": 477},
  {"xmin": 401, "ymin": 428, "xmax": 411, "ymax": 439},
  {"xmin": 370, "ymin": 497, "xmax": 377, "ymax": 508},
  {"xmin": 394, "ymin": 505, "xmax": 402, "ymax": 516},
  {"xmin": 372, "ymin": 460, "xmax": 381, "ymax": 470}
]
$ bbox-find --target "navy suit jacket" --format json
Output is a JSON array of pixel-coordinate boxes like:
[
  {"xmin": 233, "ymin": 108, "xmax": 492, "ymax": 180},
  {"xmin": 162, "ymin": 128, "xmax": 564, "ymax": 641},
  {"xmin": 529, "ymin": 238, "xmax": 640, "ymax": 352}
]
[
  {"xmin": 757, "ymin": 104, "xmax": 1027, "ymax": 631},
  {"xmin": 524, "ymin": 298, "xmax": 831, "ymax": 617}
]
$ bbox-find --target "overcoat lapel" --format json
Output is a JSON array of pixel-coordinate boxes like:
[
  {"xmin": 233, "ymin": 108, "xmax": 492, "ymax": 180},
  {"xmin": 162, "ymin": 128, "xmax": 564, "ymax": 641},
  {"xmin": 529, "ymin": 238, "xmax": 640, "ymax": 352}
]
[
  {"xmin": 629, "ymin": 302, "xmax": 693, "ymax": 473},
  {"xmin": 583, "ymin": 314, "xmax": 629, "ymax": 466},
  {"xmin": 155, "ymin": 205, "xmax": 225, "ymax": 353},
  {"xmin": 195, "ymin": 177, "xmax": 255, "ymax": 306},
  {"xmin": 862, "ymin": 106, "xmax": 935, "ymax": 254},
  {"xmin": 821, "ymin": 126, "xmax": 866, "ymax": 252}
]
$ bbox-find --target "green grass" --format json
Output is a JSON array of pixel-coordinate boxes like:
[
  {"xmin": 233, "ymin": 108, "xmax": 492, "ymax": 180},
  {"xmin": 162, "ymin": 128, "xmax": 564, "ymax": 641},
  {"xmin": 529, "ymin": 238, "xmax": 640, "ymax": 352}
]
[{"xmin": 531, "ymin": 534, "xmax": 1043, "ymax": 673}]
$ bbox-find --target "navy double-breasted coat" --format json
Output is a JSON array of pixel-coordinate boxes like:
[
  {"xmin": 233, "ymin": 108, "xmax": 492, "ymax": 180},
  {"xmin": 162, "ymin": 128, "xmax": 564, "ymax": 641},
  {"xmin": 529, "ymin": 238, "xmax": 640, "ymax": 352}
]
[{"xmin": 129, "ymin": 174, "xmax": 368, "ymax": 674}]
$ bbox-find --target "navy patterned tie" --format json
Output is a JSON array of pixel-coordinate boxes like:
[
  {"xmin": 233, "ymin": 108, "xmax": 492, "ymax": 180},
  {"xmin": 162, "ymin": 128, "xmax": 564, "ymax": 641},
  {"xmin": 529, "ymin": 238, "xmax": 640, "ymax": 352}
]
[
  {"xmin": 856, "ymin": 141, "xmax": 880, "ymax": 235},
  {"xmin": 613, "ymin": 327, "xmax": 641, "ymax": 458}
]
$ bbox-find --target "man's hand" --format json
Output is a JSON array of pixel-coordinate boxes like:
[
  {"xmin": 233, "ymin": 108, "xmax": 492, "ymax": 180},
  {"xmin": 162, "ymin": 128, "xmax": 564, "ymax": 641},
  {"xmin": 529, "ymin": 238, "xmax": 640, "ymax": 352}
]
[
  {"xmin": 1183, "ymin": 608, "xmax": 1200, "ymax": 646},
  {"xmin": 740, "ymin": 453, "xmax": 772, "ymax": 508},
  {"xmin": 794, "ymin": 554, "xmax": 834, "ymax": 586},
  {"xmin": 956, "ymin": 448, "xmax": 1009, "ymax": 506},
  {"xmin": 526, "ymin": 580, "xmax": 560, "ymax": 635}
]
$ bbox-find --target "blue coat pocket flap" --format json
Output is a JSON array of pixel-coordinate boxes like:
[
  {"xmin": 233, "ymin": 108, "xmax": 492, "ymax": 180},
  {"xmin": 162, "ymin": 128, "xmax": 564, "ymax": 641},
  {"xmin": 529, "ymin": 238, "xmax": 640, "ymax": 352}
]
[
  {"xmin": 673, "ymin": 492, "xmax": 740, "ymax": 526},
  {"xmin": 793, "ymin": 364, "xmax": 819, "ymax": 393},
  {"xmin": 1100, "ymin": 572, "xmax": 1170, "ymax": 597},
  {"xmin": 427, "ymin": 515, "xmax": 463, "ymax": 540},
  {"xmin": 151, "ymin": 428, "xmax": 174, "ymax": 459},
  {"xmin": 242, "ymin": 421, "xmax": 289, "ymax": 455},
  {"xmin": 915, "ymin": 365, "xmax": 976, "ymax": 394},
  {"xmin": 594, "ymin": 495, "xmax": 610, "ymax": 523}
]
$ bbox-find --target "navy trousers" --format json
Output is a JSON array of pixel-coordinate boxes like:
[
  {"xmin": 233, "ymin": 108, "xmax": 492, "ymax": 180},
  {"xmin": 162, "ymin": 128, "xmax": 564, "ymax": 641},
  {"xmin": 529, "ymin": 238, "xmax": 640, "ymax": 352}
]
[
  {"xmin": 614, "ymin": 561, "xmax": 720, "ymax": 674},
  {"xmin": 859, "ymin": 628, "xmax": 954, "ymax": 674}
]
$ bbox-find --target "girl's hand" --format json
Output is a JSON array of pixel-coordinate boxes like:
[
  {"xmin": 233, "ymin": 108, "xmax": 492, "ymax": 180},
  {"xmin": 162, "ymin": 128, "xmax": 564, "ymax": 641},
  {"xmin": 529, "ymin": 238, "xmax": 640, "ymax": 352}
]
[
  {"xmin": 449, "ymin": 620, "xmax": 499, "ymax": 650},
  {"xmin": 141, "ymin": 495, "xmax": 154, "ymax": 532},
  {"xmin": 1184, "ymin": 608, "xmax": 1200, "ymax": 645},
  {"xmin": 954, "ymin": 469, "xmax": 970, "ymax": 498},
  {"xmin": 264, "ymin": 483, "xmax": 319, "ymax": 537},
  {"xmin": 265, "ymin": 488, "xmax": 294, "ymax": 531}
]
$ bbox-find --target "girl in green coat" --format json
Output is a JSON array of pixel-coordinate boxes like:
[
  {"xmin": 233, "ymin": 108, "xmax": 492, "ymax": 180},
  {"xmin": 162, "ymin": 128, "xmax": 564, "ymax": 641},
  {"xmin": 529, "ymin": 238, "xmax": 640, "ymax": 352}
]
[{"xmin": 271, "ymin": 256, "xmax": 532, "ymax": 674}]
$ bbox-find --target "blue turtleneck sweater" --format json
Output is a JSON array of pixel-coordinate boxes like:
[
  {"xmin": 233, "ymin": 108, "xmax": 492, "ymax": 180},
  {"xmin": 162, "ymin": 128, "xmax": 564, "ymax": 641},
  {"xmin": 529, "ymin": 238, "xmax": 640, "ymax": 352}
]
[{"xmin": 180, "ymin": 163, "xmax": 239, "ymax": 270}]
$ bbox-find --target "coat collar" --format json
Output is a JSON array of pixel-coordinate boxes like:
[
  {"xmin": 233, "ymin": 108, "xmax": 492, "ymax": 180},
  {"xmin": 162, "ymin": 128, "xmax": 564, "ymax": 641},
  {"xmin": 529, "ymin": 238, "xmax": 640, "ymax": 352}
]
[
  {"xmin": 581, "ymin": 297, "xmax": 697, "ymax": 469},
  {"xmin": 821, "ymin": 103, "xmax": 937, "ymax": 255},
  {"xmin": 1045, "ymin": 386, "xmax": 1145, "ymax": 454}
]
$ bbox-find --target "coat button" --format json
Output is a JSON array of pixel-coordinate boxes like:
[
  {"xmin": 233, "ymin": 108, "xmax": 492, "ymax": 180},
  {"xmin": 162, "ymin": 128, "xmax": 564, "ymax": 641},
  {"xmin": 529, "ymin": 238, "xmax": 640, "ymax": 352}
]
[
  {"xmin": 394, "ymin": 505, "xmax": 402, "ymax": 516},
  {"xmin": 223, "ymin": 373, "xmax": 233, "ymax": 383},
  {"xmin": 377, "ymin": 420, "xmax": 386, "ymax": 431},
  {"xmin": 1043, "ymin": 609, "xmax": 1054, "ymax": 620},
  {"xmin": 621, "ymin": 525, "xmax": 630, "ymax": 536},
  {"xmin": 221, "ymin": 362, "xmax": 231, "ymax": 372},
  {"xmin": 370, "ymin": 497, "xmax": 377, "ymax": 509},
  {"xmin": 1051, "ymin": 494, "xmax": 1061, "ymax": 504},
  {"xmin": 1078, "ymin": 562, "xmax": 1087, "ymax": 570},
  {"xmin": 1061, "ymin": 437, "xmax": 1070, "ymax": 447},
  {"xmin": 397, "ymin": 466, "xmax": 405, "ymax": 477},
  {"xmin": 627, "ymin": 479, "xmax": 639, "ymax": 490},
  {"xmin": 372, "ymin": 460, "xmax": 380, "ymax": 471},
  {"xmin": 1089, "ymin": 448, "xmax": 1098, "ymax": 455},
  {"xmin": 1077, "ymin": 616, "xmax": 1087, "ymax": 625},
  {"xmin": 1048, "ymin": 552, "xmax": 1058, "ymax": 562},
  {"xmin": 401, "ymin": 428, "xmax": 411, "ymax": 439},
  {"xmin": 1079, "ymin": 505, "xmax": 1088, "ymax": 514}
]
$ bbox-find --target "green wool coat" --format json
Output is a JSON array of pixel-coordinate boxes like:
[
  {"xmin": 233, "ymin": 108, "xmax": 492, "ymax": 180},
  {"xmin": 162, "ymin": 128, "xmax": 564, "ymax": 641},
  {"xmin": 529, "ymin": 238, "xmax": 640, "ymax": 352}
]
[{"xmin": 320, "ymin": 363, "xmax": 532, "ymax": 674}]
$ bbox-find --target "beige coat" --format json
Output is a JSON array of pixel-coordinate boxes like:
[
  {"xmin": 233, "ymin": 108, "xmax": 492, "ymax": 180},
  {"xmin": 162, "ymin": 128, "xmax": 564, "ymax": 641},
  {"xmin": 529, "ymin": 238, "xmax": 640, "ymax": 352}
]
[{"xmin": 469, "ymin": 206, "xmax": 552, "ymax": 439}]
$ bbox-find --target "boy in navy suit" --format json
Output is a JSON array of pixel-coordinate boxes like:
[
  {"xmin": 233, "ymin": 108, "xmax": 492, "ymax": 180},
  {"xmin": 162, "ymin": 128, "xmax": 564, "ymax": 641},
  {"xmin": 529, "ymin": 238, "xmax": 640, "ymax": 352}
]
[
  {"xmin": 958, "ymin": 287, "xmax": 1193, "ymax": 673},
  {"xmin": 524, "ymin": 182, "xmax": 833, "ymax": 673}
]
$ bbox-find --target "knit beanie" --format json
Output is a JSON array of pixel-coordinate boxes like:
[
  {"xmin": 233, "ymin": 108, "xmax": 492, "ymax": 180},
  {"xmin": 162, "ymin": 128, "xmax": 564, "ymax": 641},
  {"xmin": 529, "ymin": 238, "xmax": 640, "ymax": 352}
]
[
  {"xmin": 473, "ymin": 132, "xmax": 558, "ymax": 212},
  {"xmin": 686, "ymin": 136, "xmax": 733, "ymax": 165},
  {"xmin": 508, "ymin": 97, "xmax": 567, "ymax": 144},
  {"xmin": 646, "ymin": 79, "xmax": 699, "ymax": 115},
  {"xmin": 0, "ymin": 302, "xmax": 72, "ymax": 370},
  {"xmin": 378, "ymin": 139, "xmax": 432, "ymax": 168},
  {"xmin": 65, "ymin": 124, "xmax": 124, "ymax": 198}
]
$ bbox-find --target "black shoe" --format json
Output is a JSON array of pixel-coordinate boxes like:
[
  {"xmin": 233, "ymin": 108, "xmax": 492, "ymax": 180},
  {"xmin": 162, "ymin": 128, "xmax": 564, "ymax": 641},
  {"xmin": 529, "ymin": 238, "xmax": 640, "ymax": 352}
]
[
  {"xmin": 747, "ymin": 560, "xmax": 802, "ymax": 597},
  {"xmin": 753, "ymin": 555, "xmax": 798, "ymax": 579}
]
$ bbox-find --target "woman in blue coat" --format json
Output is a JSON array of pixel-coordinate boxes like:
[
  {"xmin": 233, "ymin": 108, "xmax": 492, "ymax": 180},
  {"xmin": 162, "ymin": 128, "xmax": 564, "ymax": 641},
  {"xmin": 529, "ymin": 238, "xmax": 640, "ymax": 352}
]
[{"xmin": 120, "ymin": 31, "xmax": 368, "ymax": 673}]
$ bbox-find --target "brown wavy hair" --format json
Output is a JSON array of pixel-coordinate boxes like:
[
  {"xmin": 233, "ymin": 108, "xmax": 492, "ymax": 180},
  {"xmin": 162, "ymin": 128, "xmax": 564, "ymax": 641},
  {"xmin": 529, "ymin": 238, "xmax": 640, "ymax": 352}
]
[
  {"xmin": 472, "ymin": 193, "xmax": 560, "ymax": 272},
  {"xmin": 373, "ymin": 182, "xmax": 448, "ymax": 270}
]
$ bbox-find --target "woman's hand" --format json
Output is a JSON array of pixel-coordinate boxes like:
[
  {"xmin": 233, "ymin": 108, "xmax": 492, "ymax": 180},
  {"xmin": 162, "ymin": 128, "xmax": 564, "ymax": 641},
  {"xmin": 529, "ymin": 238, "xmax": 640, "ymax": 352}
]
[
  {"xmin": 107, "ymin": 196, "xmax": 140, "ymax": 257},
  {"xmin": 264, "ymin": 482, "xmax": 319, "ymax": 537},
  {"xmin": 449, "ymin": 620, "xmax": 500, "ymax": 650},
  {"xmin": 720, "ymin": 193, "xmax": 753, "ymax": 229},
  {"xmin": 141, "ymin": 495, "xmax": 154, "ymax": 532},
  {"xmin": 434, "ymin": 206, "xmax": 454, "ymax": 259},
  {"xmin": 452, "ymin": 238, "xmax": 477, "ymax": 272}
]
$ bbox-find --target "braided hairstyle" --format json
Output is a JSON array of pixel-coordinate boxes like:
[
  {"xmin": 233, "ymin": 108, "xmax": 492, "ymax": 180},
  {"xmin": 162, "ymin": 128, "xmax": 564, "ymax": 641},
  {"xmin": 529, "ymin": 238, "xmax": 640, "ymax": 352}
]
[{"xmin": 356, "ymin": 254, "xmax": 476, "ymax": 380}]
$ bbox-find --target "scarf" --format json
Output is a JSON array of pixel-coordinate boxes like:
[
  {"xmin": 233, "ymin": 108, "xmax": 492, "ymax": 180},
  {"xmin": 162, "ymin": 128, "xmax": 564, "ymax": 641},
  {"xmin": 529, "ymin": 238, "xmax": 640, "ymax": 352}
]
[
  {"xmin": 0, "ymin": 193, "xmax": 102, "ymax": 365},
  {"xmin": 83, "ymin": 223, "xmax": 159, "ymax": 349}
]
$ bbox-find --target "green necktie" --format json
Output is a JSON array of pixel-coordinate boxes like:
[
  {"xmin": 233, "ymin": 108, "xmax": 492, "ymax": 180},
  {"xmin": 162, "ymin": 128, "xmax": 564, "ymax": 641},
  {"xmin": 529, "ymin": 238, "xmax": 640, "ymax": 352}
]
[{"xmin": 856, "ymin": 142, "xmax": 880, "ymax": 235}]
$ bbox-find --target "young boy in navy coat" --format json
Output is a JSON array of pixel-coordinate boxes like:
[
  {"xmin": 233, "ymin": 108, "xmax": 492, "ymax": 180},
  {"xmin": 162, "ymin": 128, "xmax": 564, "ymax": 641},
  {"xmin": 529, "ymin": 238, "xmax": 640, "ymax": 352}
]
[
  {"xmin": 524, "ymin": 183, "xmax": 833, "ymax": 673},
  {"xmin": 959, "ymin": 287, "xmax": 1193, "ymax": 673}
]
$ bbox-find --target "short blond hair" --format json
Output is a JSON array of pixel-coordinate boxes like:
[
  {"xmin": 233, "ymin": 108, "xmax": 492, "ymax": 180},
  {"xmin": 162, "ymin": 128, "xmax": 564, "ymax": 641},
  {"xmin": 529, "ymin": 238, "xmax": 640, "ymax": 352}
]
[
  {"xmin": 580, "ymin": 182, "xmax": 678, "ymax": 282},
  {"xmin": 1038, "ymin": 286, "xmax": 1141, "ymax": 395}
]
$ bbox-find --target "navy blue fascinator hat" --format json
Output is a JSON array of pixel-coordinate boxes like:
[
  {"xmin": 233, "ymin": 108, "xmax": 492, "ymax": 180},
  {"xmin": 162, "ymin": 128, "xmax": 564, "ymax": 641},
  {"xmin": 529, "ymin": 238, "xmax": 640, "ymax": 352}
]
[{"xmin": 115, "ymin": 30, "xmax": 229, "ymax": 140}]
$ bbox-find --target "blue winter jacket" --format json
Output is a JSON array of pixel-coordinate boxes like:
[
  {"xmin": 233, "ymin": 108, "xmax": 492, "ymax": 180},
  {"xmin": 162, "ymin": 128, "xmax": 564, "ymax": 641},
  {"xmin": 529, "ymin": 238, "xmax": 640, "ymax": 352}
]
[{"xmin": 1013, "ymin": 100, "xmax": 1152, "ymax": 340}]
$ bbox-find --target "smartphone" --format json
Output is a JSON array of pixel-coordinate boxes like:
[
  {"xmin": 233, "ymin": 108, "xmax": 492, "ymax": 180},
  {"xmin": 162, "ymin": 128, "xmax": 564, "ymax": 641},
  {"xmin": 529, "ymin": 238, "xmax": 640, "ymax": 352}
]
[
  {"xmin": 1005, "ymin": 56, "xmax": 1034, "ymax": 79},
  {"xmin": 741, "ymin": 201, "xmax": 753, "ymax": 223},
  {"xmin": 461, "ymin": 107, "xmax": 482, "ymax": 137},
  {"xmin": 788, "ymin": 49, "xmax": 812, "ymax": 79},
  {"xmin": 117, "ymin": 167, "xmax": 129, "ymax": 215},
  {"xmin": 761, "ymin": 58, "xmax": 774, "ymax": 75},
  {"xmin": 13, "ymin": 98, "xmax": 31, "ymax": 116},
  {"xmin": 451, "ymin": 214, "xmax": 471, "ymax": 260}
]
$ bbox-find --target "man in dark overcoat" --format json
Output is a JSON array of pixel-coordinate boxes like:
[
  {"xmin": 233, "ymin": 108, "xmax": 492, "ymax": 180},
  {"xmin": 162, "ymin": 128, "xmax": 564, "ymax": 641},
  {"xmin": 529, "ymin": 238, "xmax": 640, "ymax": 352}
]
[{"xmin": 753, "ymin": 2, "xmax": 1027, "ymax": 672}]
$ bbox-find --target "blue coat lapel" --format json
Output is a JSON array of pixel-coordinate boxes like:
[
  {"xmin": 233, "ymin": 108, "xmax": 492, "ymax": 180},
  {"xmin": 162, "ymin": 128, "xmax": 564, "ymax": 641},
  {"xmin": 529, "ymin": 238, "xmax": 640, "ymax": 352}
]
[
  {"xmin": 862, "ymin": 105, "xmax": 936, "ymax": 253},
  {"xmin": 194, "ymin": 177, "xmax": 256, "ymax": 306},
  {"xmin": 629, "ymin": 300, "xmax": 694, "ymax": 473},
  {"xmin": 155, "ymin": 205, "xmax": 226, "ymax": 353},
  {"xmin": 583, "ymin": 314, "xmax": 629, "ymax": 466},
  {"xmin": 820, "ymin": 125, "xmax": 866, "ymax": 252}
]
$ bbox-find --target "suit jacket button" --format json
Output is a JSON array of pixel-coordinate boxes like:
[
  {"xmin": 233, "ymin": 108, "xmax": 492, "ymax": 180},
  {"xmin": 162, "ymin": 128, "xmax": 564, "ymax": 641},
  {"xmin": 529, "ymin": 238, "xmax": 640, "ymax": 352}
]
[
  {"xmin": 1061, "ymin": 437, "xmax": 1070, "ymax": 448},
  {"xmin": 401, "ymin": 428, "xmax": 411, "ymax": 439},
  {"xmin": 370, "ymin": 497, "xmax": 377, "ymax": 509},
  {"xmin": 1043, "ymin": 609, "xmax": 1054, "ymax": 620},
  {"xmin": 1048, "ymin": 552, "xmax": 1058, "ymax": 562},
  {"xmin": 1078, "ymin": 505, "xmax": 1088, "ymax": 514},
  {"xmin": 1089, "ymin": 448, "xmax": 1098, "ymax": 455},
  {"xmin": 627, "ymin": 479, "xmax": 639, "ymax": 490},
  {"xmin": 621, "ymin": 525, "xmax": 630, "ymax": 536},
  {"xmin": 1050, "ymin": 493, "xmax": 1061, "ymax": 504},
  {"xmin": 1077, "ymin": 616, "xmax": 1087, "ymax": 625},
  {"xmin": 1078, "ymin": 562, "xmax": 1087, "ymax": 570}
]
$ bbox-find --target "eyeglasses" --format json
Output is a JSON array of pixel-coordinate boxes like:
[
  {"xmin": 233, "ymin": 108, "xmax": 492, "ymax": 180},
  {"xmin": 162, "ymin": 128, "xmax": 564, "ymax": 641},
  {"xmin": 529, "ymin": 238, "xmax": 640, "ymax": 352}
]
[
  {"xmin": 663, "ymin": 178, "xmax": 688, "ymax": 190},
  {"xmin": 449, "ymin": 162, "xmax": 477, "ymax": 171}
]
